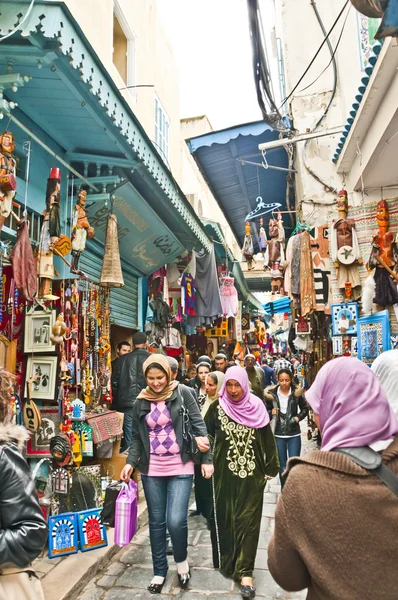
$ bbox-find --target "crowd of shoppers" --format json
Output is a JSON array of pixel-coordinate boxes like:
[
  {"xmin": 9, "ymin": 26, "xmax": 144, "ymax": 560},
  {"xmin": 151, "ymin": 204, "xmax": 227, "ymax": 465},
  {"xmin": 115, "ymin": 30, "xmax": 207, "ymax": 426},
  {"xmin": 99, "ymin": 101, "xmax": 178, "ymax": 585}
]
[{"xmin": 115, "ymin": 336, "xmax": 398, "ymax": 599}]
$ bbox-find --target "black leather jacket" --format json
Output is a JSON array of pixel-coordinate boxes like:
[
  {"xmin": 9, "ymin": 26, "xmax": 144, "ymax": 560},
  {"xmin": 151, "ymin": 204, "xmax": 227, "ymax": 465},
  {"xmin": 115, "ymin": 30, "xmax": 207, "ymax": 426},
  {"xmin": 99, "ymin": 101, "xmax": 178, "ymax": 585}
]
[
  {"xmin": 0, "ymin": 424, "xmax": 48, "ymax": 567},
  {"xmin": 127, "ymin": 384, "xmax": 212, "ymax": 474},
  {"xmin": 112, "ymin": 348, "xmax": 151, "ymax": 411},
  {"xmin": 265, "ymin": 384, "xmax": 308, "ymax": 437}
]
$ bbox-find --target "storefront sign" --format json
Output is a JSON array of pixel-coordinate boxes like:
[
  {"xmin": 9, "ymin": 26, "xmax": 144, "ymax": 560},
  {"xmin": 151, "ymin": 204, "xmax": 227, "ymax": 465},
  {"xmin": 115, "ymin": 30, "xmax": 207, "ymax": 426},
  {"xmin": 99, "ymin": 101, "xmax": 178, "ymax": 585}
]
[
  {"xmin": 235, "ymin": 301, "xmax": 243, "ymax": 342},
  {"xmin": 90, "ymin": 182, "xmax": 185, "ymax": 275}
]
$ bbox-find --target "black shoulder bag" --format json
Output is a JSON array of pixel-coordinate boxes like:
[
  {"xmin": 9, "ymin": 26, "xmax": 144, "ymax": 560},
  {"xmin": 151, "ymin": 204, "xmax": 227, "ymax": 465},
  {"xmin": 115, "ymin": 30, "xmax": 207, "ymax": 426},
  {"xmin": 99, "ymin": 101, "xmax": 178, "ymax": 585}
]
[
  {"xmin": 178, "ymin": 387, "xmax": 201, "ymax": 464},
  {"xmin": 333, "ymin": 446, "xmax": 398, "ymax": 498}
]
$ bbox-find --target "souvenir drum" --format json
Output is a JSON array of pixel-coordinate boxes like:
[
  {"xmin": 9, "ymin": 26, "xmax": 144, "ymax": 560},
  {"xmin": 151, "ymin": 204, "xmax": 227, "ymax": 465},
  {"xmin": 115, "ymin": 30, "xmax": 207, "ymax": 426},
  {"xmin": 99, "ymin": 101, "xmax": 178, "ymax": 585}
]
[{"xmin": 0, "ymin": 173, "xmax": 17, "ymax": 192}]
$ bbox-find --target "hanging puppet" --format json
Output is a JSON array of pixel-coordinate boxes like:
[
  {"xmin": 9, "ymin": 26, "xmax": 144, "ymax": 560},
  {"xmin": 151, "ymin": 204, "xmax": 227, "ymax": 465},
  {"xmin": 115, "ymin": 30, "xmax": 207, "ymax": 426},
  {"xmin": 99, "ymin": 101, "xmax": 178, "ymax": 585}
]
[
  {"xmin": 266, "ymin": 217, "xmax": 285, "ymax": 295},
  {"xmin": 242, "ymin": 221, "xmax": 254, "ymax": 270},
  {"xmin": 38, "ymin": 168, "xmax": 61, "ymax": 297},
  {"xmin": 330, "ymin": 189, "xmax": 362, "ymax": 297},
  {"xmin": 367, "ymin": 199, "xmax": 398, "ymax": 306},
  {"xmin": 0, "ymin": 131, "xmax": 17, "ymax": 233},
  {"xmin": 71, "ymin": 189, "xmax": 95, "ymax": 274},
  {"xmin": 258, "ymin": 217, "xmax": 267, "ymax": 257}
]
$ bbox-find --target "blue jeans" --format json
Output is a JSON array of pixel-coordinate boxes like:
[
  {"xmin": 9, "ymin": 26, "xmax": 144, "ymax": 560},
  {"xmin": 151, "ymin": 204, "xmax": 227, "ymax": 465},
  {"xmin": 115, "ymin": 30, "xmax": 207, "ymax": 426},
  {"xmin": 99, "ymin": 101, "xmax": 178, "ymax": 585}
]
[
  {"xmin": 275, "ymin": 436, "xmax": 302, "ymax": 488},
  {"xmin": 120, "ymin": 411, "xmax": 133, "ymax": 453},
  {"xmin": 142, "ymin": 474, "xmax": 193, "ymax": 577}
]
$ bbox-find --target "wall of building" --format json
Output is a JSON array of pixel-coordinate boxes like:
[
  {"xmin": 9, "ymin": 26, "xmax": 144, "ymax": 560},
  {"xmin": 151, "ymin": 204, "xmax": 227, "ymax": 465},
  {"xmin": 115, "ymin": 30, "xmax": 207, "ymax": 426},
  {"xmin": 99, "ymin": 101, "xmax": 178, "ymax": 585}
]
[
  {"xmin": 278, "ymin": 0, "xmax": 370, "ymax": 224},
  {"xmin": 180, "ymin": 116, "xmax": 242, "ymax": 259},
  {"xmin": 62, "ymin": 0, "xmax": 182, "ymax": 182}
]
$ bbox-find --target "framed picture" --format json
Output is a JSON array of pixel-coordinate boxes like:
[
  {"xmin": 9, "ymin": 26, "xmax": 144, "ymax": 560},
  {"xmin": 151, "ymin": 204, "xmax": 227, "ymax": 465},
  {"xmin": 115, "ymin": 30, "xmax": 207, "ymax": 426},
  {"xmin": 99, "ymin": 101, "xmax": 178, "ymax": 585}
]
[
  {"xmin": 205, "ymin": 338, "xmax": 218, "ymax": 361},
  {"xmin": 351, "ymin": 336, "xmax": 358, "ymax": 357},
  {"xmin": 331, "ymin": 302, "xmax": 359, "ymax": 336},
  {"xmin": 24, "ymin": 310, "xmax": 56, "ymax": 353},
  {"xmin": 25, "ymin": 356, "xmax": 58, "ymax": 401},
  {"xmin": 295, "ymin": 316, "xmax": 311, "ymax": 335},
  {"xmin": 77, "ymin": 508, "xmax": 108, "ymax": 552},
  {"xmin": 48, "ymin": 512, "xmax": 79, "ymax": 558},
  {"xmin": 26, "ymin": 408, "xmax": 60, "ymax": 457},
  {"xmin": 357, "ymin": 309, "xmax": 391, "ymax": 366},
  {"xmin": 332, "ymin": 336, "xmax": 343, "ymax": 356}
]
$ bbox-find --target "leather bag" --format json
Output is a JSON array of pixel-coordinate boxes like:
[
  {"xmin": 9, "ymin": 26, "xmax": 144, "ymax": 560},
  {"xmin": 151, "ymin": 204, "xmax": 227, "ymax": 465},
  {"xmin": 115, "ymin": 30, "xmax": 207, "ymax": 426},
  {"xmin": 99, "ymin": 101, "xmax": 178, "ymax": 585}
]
[{"xmin": 0, "ymin": 567, "xmax": 44, "ymax": 600}]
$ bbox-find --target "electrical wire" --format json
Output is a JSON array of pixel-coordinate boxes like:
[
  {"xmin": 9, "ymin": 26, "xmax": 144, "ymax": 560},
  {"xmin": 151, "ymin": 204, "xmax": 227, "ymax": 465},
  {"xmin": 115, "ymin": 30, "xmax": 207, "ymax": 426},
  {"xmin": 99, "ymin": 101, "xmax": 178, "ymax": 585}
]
[
  {"xmin": 279, "ymin": 0, "xmax": 349, "ymax": 109},
  {"xmin": 0, "ymin": 0, "xmax": 36, "ymax": 42},
  {"xmin": 298, "ymin": 4, "xmax": 351, "ymax": 95}
]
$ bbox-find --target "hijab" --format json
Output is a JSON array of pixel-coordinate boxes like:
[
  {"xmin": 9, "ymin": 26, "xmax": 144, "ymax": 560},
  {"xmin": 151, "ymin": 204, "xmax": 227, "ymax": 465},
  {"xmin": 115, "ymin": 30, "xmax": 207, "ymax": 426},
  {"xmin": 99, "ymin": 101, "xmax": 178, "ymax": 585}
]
[
  {"xmin": 138, "ymin": 355, "xmax": 178, "ymax": 402},
  {"xmin": 202, "ymin": 371, "xmax": 225, "ymax": 417},
  {"xmin": 218, "ymin": 366, "xmax": 269, "ymax": 429},
  {"xmin": 306, "ymin": 357, "xmax": 398, "ymax": 452},
  {"xmin": 371, "ymin": 350, "xmax": 398, "ymax": 418}
]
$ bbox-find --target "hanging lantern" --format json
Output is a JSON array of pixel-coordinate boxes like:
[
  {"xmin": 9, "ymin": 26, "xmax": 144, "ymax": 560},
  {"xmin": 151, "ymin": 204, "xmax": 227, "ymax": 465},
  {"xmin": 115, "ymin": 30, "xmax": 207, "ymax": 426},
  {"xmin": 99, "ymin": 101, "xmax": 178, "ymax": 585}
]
[{"xmin": 99, "ymin": 213, "xmax": 124, "ymax": 288}]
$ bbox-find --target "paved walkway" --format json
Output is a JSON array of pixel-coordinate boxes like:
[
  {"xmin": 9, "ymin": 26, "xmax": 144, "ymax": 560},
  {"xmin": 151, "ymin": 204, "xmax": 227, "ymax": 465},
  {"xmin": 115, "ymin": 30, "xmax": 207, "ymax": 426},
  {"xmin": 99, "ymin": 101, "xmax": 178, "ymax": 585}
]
[{"xmin": 78, "ymin": 430, "xmax": 315, "ymax": 600}]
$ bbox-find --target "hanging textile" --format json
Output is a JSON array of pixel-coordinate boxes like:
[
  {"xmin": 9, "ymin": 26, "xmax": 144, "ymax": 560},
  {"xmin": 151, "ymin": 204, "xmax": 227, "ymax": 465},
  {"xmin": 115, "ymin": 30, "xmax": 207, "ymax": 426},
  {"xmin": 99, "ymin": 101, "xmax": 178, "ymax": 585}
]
[
  {"xmin": 220, "ymin": 276, "xmax": 239, "ymax": 318},
  {"xmin": 181, "ymin": 272, "xmax": 197, "ymax": 316},
  {"xmin": 300, "ymin": 231, "xmax": 316, "ymax": 317},
  {"xmin": 310, "ymin": 224, "xmax": 332, "ymax": 312},
  {"xmin": 187, "ymin": 245, "xmax": 222, "ymax": 328}
]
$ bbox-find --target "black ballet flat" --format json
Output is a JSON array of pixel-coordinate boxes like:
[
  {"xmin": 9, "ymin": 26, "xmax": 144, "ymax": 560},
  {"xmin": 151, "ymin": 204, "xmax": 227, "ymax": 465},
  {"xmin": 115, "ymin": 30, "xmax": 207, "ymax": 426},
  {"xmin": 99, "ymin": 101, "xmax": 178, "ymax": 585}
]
[
  {"xmin": 148, "ymin": 581, "xmax": 165, "ymax": 594},
  {"xmin": 178, "ymin": 570, "xmax": 191, "ymax": 588},
  {"xmin": 240, "ymin": 584, "xmax": 256, "ymax": 599}
]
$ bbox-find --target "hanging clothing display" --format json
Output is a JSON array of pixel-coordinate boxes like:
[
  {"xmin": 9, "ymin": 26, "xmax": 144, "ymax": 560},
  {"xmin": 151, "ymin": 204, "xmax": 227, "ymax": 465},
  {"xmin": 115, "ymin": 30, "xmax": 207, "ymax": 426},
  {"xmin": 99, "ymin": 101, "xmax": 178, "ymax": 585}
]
[
  {"xmin": 187, "ymin": 245, "xmax": 222, "ymax": 328},
  {"xmin": 181, "ymin": 272, "xmax": 197, "ymax": 316},
  {"xmin": 300, "ymin": 230, "xmax": 316, "ymax": 317},
  {"xmin": 310, "ymin": 224, "xmax": 332, "ymax": 312},
  {"xmin": 219, "ymin": 276, "xmax": 238, "ymax": 318}
]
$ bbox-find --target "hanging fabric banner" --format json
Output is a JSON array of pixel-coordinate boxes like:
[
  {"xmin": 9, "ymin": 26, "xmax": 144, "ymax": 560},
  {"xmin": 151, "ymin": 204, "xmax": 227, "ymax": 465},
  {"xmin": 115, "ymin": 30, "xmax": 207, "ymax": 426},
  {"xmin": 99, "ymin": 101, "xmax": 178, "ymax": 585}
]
[{"xmin": 235, "ymin": 301, "xmax": 243, "ymax": 342}]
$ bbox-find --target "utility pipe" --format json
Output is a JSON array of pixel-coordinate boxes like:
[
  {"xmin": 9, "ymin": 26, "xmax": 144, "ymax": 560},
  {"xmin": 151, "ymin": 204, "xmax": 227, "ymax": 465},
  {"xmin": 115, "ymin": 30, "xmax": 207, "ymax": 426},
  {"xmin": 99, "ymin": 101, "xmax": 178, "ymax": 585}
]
[{"xmin": 5, "ymin": 112, "xmax": 99, "ymax": 192}]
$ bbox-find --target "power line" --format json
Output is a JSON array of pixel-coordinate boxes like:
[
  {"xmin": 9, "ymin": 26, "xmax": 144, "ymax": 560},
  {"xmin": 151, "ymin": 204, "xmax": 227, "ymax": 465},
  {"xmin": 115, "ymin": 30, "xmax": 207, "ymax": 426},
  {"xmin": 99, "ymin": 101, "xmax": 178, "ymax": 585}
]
[{"xmin": 279, "ymin": 0, "xmax": 349, "ymax": 109}]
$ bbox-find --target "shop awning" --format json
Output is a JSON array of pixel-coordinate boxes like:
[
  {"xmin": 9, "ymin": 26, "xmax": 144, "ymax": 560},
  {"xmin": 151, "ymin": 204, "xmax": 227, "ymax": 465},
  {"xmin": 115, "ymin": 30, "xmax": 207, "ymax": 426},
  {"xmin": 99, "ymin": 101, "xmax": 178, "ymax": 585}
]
[
  {"xmin": 187, "ymin": 121, "xmax": 295, "ymax": 248},
  {"xmin": 0, "ymin": 0, "xmax": 211, "ymax": 274}
]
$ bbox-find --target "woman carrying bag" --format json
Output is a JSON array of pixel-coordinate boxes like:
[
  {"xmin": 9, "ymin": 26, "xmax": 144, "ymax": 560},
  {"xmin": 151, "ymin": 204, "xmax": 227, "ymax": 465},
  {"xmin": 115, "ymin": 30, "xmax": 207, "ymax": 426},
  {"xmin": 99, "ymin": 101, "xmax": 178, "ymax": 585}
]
[
  {"xmin": 121, "ymin": 355, "xmax": 213, "ymax": 594},
  {"xmin": 0, "ymin": 370, "xmax": 48, "ymax": 600}
]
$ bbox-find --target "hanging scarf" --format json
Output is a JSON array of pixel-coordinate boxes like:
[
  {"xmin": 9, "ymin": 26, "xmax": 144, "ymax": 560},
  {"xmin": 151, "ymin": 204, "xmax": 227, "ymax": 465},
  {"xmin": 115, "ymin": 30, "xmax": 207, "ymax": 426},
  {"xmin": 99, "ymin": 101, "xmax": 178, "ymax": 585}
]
[
  {"xmin": 202, "ymin": 371, "xmax": 225, "ymax": 417},
  {"xmin": 306, "ymin": 357, "xmax": 398, "ymax": 452},
  {"xmin": 218, "ymin": 366, "xmax": 269, "ymax": 429},
  {"xmin": 137, "ymin": 355, "xmax": 178, "ymax": 402}
]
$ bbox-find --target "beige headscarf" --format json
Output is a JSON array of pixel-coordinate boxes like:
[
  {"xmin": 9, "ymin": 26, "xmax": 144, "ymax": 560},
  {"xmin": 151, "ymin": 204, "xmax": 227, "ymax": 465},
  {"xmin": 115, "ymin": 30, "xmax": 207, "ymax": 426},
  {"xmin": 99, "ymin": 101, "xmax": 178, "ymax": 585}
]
[
  {"xmin": 202, "ymin": 371, "xmax": 225, "ymax": 417},
  {"xmin": 138, "ymin": 354, "xmax": 178, "ymax": 402}
]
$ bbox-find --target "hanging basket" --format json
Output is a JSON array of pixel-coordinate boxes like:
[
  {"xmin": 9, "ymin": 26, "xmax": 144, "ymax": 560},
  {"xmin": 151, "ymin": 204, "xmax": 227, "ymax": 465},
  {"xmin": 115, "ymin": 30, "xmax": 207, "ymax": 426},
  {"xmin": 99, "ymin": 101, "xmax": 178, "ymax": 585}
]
[{"xmin": 100, "ymin": 213, "xmax": 125, "ymax": 288}]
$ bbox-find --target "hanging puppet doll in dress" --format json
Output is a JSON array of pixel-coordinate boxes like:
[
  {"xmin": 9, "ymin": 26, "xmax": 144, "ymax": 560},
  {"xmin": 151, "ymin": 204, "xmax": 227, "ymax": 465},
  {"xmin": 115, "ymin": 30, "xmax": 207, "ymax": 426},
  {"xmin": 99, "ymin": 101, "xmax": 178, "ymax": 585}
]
[
  {"xmin": 367, "ymin": 199, "xmax": 398, "ymax": 306},
  {"xmin": 0, "ymin": 131, "xmax": 17, "ymax": 233},
  {"xmin": 330, "ymin": 189, "xmax": 362, "ymax": 298},
  {"xmin": 242, "ymin": 221, "xmax": 254, "ymax": 270},
  {"xmin": 258, "ymin": 218, "xmax": 267, "ymax": 257},
  {"xmin": 266, "ymin": 218, "xmax": 285, "ymax": 295},
  {"xmin": 38, "ymin": 168, "xmax": 61, "ymax": 297},
  {"xmin": 71, "ymin": 189, "xmax": 95, "ymax": 273}
]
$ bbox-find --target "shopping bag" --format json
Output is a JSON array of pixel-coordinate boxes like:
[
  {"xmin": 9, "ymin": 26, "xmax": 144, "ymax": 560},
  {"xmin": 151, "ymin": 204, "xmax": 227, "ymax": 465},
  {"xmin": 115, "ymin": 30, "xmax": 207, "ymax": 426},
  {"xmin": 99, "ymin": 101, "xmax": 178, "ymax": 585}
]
[
  {"xmin": 114, "ymin": 479, "xmax": 138, "ymax": 547},
  {"xmin": 100, "ymin": 480, "xmax": 124, "ymax": 527}
]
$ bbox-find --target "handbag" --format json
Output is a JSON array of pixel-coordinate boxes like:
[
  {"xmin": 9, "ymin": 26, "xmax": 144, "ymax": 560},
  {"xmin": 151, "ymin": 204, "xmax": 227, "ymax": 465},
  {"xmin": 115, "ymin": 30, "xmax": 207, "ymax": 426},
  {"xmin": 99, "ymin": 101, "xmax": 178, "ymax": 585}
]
[
  {"xmin": 0, "ymin": 567, "xmax": 44, "ymax": 600},
  {"xmin": 100, "ymin": 480, "xmax": 124, "ymax": 527},
  {"xmin": 114, "ymin": 480, "xmax": 138, "ymax": 547},
  {"xmin": 270, "ymin": 399, "xmax": 279, "ymax": 434},
  {"xmin": 179, "ymin": 388, "xmax": 201, "ymax": 464},
  {"xmin": 333, "ymin": 446, "xmax": 398, "ymax": 498}
]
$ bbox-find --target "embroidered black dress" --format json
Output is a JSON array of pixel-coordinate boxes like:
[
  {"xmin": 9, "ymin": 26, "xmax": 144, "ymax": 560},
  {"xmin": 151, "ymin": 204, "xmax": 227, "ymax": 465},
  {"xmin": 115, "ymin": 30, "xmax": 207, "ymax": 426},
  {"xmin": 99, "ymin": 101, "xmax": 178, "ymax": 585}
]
[{"xmin": 204, "ymin": 401, "xmax": 279, "ymax": 581}]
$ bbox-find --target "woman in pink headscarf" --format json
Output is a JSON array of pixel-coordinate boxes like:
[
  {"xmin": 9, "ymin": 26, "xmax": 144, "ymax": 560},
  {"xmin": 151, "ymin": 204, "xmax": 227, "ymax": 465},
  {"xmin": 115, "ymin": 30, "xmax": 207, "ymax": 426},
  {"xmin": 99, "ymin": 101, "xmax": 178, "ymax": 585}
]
[
  {"xmin": 205, "ymin": 367, "xmax": 279, "ymax": 599},
  {"xmin": 268, "ymin": 357, "xmax": 398, "ymax": 600}
]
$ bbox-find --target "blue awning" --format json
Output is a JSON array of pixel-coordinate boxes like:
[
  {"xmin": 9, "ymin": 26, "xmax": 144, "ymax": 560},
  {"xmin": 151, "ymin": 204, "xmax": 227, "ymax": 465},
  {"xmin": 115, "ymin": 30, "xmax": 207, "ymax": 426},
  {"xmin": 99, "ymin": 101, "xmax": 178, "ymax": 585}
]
[{"xmin": 187, "ymin": 121, "xmax": 295, "ymax": 247}]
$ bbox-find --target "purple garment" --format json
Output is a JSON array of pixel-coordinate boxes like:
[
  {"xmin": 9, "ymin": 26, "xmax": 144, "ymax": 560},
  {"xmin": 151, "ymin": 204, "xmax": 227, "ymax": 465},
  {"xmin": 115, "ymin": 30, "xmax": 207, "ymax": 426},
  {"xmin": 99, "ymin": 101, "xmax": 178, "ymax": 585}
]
[
  {"xmin": 219, "ymin": 366, "xmax": 269, "ymax": 429},
  {"xmin": 146, "ymin": 401, "xmax": 180, "ymax": 456},
  {"xmin": 306, "ymin": 357, "xmax": 398, "ymax": 452}
]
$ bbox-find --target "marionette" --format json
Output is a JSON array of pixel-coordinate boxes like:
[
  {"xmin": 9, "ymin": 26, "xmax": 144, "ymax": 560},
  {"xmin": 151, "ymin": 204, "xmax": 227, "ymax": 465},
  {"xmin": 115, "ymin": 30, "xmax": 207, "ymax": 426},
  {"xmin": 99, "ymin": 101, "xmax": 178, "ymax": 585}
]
[
  {"xmin": 38, "ymin": 168, "xmax": 61, "ymax": 297},
  {"xmin": 242, "ymin": 221, "xmax": 254, "ymax": 270},
  {"xmin": 0, "ymin": 131, "xmax": 17, "ymax": 233},
  {"xmin": 258, "ymin": 218, "xmax": 267, "ymax": 257},
  {"xmin": 267, "ymin": 218, "xmax": 285, "ymax": 295},
  {"xmin": 330, "ymin": 189, "xmax": 362, "ymax": 296},
  {"xmin": 50, "ymin": 313, "xmax": 67, "ymax": 347},
  {"xmin": 368, "ymin": 199, "xmax": 398, "ymax": 306},
  {"xmin": 276, "ymin": 211, "xmax": 285, "ymax": 245},
  {"xmin": 71, "ymin": 189, "xmax": 95, "ymax": 273},
  {"xmin": 254, "ymin": 319, "xmax": 266, "ymax": 346}
]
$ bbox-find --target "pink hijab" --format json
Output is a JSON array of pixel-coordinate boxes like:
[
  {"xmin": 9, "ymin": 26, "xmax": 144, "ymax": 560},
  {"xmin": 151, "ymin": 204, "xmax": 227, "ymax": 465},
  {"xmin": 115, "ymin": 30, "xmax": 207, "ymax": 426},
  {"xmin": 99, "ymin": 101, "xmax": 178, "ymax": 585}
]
[
  {"xmin": 219, "ymin": 366, "xmax": 269, "ymax": 429},
  {"xmin": 306, "ymin": 357, "xmax": 398, "ymax": 452}
]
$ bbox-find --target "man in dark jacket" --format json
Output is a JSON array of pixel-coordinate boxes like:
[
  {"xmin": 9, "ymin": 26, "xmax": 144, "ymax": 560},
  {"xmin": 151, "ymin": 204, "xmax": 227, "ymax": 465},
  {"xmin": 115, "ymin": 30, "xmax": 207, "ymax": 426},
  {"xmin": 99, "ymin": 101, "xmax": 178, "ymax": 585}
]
[
  {"xmin": 112, "ymin": 331, "xmax": 150, "ymax": 452},
  {"xmin": 261, "ymin": 357, "xmax": 277, "ymax": 387}
]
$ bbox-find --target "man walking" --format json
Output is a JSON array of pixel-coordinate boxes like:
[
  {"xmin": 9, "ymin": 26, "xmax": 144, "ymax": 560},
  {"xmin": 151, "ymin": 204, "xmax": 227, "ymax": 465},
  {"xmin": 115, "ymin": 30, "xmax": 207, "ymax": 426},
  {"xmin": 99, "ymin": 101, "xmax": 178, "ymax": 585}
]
[
  {"xmin": 261, "ymin": 357, "xmax": 277, "ymax": 387},
  {"xmin": 244, "ymin": 354, "xmax": 265, "ymax": 400},
  {"xmin": 112, "ymin": 332, "xmax": 150, "ymax": 452},
  {"xmin": 111, "ymin": 340, "xmax": 131, "ymax": 370},
  {"xmin": 273, "ymin": 353, "xmax": 293, "ymax": 375},
  {"xmin": 214, "ymin": 353, "xmax": 228, "ymax": 373}
]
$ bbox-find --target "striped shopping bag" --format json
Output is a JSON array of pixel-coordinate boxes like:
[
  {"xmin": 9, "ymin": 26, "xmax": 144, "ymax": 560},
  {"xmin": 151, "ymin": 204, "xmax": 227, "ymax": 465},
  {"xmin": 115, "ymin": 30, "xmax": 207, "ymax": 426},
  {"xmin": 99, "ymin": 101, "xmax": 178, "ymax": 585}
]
[{"xmin": 114, "ymin": 480, "xmax": 138, "ymax": 547}]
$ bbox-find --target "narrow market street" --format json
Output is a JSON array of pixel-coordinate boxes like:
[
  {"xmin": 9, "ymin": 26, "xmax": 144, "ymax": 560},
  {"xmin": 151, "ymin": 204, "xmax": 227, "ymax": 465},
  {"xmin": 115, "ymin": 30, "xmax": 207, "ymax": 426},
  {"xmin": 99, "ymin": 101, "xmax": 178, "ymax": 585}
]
[{"xmin": 77, "ymin": 481, "xmax": 306, "ymax": 600}]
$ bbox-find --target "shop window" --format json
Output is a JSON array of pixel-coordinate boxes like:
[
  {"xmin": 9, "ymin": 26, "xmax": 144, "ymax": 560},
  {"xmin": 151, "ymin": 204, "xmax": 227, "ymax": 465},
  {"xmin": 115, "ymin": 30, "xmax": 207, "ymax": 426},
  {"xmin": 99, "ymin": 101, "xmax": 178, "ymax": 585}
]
[
  {"xmin": 155, "ymin": 96, "xmax": 170, "ymax": 165},
  {"xmin": 113, "ymin": 1, "xmax": 136, "ymax": 95}
]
